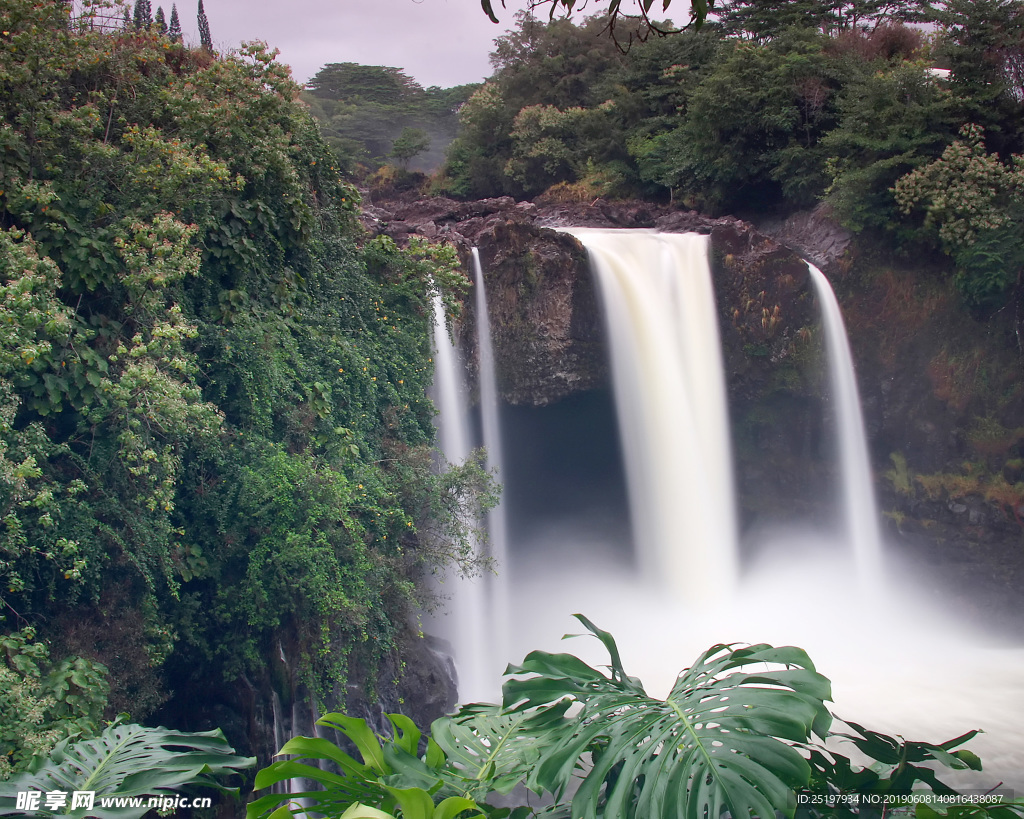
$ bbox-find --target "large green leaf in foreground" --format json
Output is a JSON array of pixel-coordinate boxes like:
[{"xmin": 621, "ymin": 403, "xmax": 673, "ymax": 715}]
[
  {"xmin": 0, "ymin": 722, "xmax": 254, "ymax": 819},
  {"xmin": 502, "ymin": 614, "xmax": 833, "ymax": 819}
]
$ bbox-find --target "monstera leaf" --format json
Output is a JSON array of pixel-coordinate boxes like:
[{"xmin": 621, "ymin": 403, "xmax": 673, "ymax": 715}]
[
  {"xmin": 501, "ymin": 614, "xmax": 833, "ymax": 819},
  {"xmin": 0, "ymin": 722, "xmax": 253, "ymax": 819},
  {"xmin": 247, "ymin": 712, "xmax": 489, "ymax": 819},
  {"xmin": 429, "ymin": 700, "xmax": 572, "ymax": 800},
  {"xmin": 331, "ymin": 793, "xmax": 489, "ymax": 819},
  {"xmin": 804, "ymin": 717, "xmax": 983, "ymax": 814},
  {"xmin": 248, "ymin": 712, "xmax": 413, "ymax": 819}
]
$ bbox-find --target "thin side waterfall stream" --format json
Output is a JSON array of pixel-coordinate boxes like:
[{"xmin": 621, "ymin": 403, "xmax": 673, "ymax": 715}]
[
  {"xmin": 428, "ymin": 292, "xmax": 491, "ymax": 702},
  {"xmin": 808, "ymin": 263, "xmax": 884, "ymax": 586},
  {"xmin": 454, "ymin": 231, "xmax": 1024, "ymax": 788},
  {"xmin": 472, "ymin": 248, "xmax": 511, "ymax": 670}
]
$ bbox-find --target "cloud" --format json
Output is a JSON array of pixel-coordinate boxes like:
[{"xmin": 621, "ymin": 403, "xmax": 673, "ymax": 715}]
[{"xmin": 163, "ymin": 0, "xmax": 535, "ymax": 86}]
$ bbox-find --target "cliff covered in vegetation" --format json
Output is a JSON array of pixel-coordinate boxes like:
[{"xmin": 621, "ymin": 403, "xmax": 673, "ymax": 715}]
[{"xmin": 0, "ymin": 0, "xmax": 490, "ymax": 772}]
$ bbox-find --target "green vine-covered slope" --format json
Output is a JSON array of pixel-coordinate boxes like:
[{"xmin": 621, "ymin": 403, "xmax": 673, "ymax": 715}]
[{"xmin": 0, "ymin": 0, "xmax": 492, "ymax": 770}]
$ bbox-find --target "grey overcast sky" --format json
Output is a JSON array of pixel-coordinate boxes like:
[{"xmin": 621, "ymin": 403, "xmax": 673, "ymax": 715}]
[{"xmin": 169, "ymin": 0, "xmax": 536, "ymax": 88}]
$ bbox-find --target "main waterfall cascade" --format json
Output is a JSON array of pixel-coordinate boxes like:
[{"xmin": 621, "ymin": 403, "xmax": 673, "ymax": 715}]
[
  {"xmin": 438, "ymin": 230, "xmax": 1024, "ymax": 787},
  {"xmin": 563, "ymin": 229, "xmax": 739, "ymax": 599}
]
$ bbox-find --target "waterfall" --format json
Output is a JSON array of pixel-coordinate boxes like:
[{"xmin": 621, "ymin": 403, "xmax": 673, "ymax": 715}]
[
  {"xmin": 434, "ymin": 229, "xmax": 1023, "ymax": 789},
  {"xmin": 429, "ymin": 293, "xmax": 491, "ymax": 702},
  {"xmin": 807, "ymin": 264, "xmax": 884, "ymax": 585},
  {"xmin": 563, "ymin": 229, "xmax": 739, "ymax": 601},
  {"xmin": 472, "ymin": 249, "xmax": 511, "ymax": 669}
]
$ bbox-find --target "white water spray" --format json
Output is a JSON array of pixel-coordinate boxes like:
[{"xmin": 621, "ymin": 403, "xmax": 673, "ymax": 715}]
[
  {"xmin": 563, "ymin": 228, "xmax": 738, "ymax": 601},
  {"xmin": 472, "ymin": 249, "xmax": 511, "ymax": 669},
  {"xmin": 808, "ymin": 264, "xmax": 884, "ymax": 586}
]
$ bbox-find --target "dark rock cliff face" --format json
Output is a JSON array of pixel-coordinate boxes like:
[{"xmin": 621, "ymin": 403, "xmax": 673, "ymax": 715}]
[
  {"xmin": 367, "ymin": 194, "xmax": 1024, "ymax": 634},
  {"xmin": 156, "ymin": 625, "xmax": 458, "ymax": 774},
  {"xmin": 367, "ymin": 196, "xmax": 831, "ymax": 528},
  {"xmin": 469, "ymin": 222, "xmax": 603, "ymax": 405}
]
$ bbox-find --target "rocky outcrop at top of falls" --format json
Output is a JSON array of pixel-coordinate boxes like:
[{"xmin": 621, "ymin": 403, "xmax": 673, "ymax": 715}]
[{"xmin": 362, "ymin": 195, "xmax": 829, "ymax": 410}]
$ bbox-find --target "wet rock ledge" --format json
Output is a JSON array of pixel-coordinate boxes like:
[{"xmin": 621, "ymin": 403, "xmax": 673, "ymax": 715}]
[{"xmin": 362, "ymin": 196, "xmax": 823, "ymax": 409}]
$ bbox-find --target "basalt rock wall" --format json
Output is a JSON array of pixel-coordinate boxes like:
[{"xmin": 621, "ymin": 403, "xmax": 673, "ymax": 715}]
[{"xmin": 366, "ymin": 195, "xmax": 833, "ymax": 538}]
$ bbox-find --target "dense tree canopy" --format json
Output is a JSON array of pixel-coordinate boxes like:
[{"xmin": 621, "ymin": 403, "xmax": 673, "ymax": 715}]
[
  {"xmin": 481, "ymin": 0, "xmax": 714, "ymax": 43},
  {"xmin": 436, "ymin": 0, "xmax": 1024, "ymax": 308},
  {"xmin": 0, "ymin": 0, "xmax": 491, "ymax": 758},
  {"xmin": 304, "ymin": 63, "xmax": 476, "ymax": 176}
]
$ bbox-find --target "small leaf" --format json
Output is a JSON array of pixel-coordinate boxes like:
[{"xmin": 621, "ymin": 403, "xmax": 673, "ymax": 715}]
[{"xmin": 480, "ymin": 0, "xmax": 499, "ymax": 23}]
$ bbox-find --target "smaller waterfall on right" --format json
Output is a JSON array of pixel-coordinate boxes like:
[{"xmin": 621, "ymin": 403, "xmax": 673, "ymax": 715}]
[{"xmin": 807, "ymin": 263, "xmax": 884, "ymax": 585}]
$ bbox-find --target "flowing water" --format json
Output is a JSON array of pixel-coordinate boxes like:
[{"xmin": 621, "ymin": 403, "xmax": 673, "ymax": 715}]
[
  {"xmin": 560, "ymin": 229, "xmax": 738, "ymax": 600},
  {"xmin": 808, "ymin": 263, "xmax": 884, "ymax": 587},
  {"xmin": 428, "ymin": 293, "xmax": 492, "ymax": 702},
  {"xmin": 473, "ymin": 248, "xmax": 512, "ymax": 672},
  {"xmin": 442, "ymin": 232, "xmax": 1024, "ymax": 789}
]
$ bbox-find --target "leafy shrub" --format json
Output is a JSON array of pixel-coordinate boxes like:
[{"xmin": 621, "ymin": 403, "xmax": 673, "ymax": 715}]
[
  {"xmin": 248, "ymin": 616, "xmax": 990, "ymax": 819},
  {"xmin": 0, "ymin": 720, "xmax": 253, "ymax": 818},
  {"xmin": 894, "ymin": 124, "xmax": 1024, "ymax": 310},
  {"xmin": 0, "ymin": 628, "xmax": 108, "ymax": 780},
  {"xmin": 0, "ymin": 0, "xmax": 496, "ymax": 721}
]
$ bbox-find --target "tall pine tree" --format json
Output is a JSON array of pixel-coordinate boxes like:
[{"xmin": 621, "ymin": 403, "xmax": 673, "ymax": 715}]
[
  {"xmin": 132, "ymin": 0, "xmax": 152, "ymax": 30},
  {"xmin": 155, "ymin": 5, "xmax": 167, "ymax": 34},
  {"xmin": 168, "ymin": 4, "xmax": 181, "ymax": 41},
  {"xmin": 197, "ymin": 0, "xmax": 211, "ymax": 50}
]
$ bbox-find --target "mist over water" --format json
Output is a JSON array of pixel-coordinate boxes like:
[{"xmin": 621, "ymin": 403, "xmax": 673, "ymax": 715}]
[
  {"xmin": 437, "ymin": 233, "xmax": 1024, "ymax": 792},
  {"xmin": 508, "ymin": 532, "xmax": 1024, "ymax": 791}
]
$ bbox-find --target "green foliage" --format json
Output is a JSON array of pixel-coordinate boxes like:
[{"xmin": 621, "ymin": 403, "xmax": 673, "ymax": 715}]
[
  {"xmin": 717, "ymin": 0, "xmax": 930, "ymax": 42},
  {"xmin": 928, "ymin": 0, "xmax": 1024, "ymax": 154},
  {"xmin": 893, "ymin": 124, "xmax": 1024, "ymax": 310},
  {"xmin": 391, "ymin": 128, "xmax": 432, "ymax": 169},
  {"xmin": 304, "ymin": 64, "xmax": 476, "ymax": 176},
  {"xmin": 804, "ymin": 718, "xmax": 982, "ymax": 808},
  {"xmin": 439, "ymin": 14, "xmax": 631, "ymax": 199},
  {"xmin": 498, "ymin": 615, "xmax": 831, "ymax": 819},
  {"xmin": 438, "ymin": 84, "xmax": 519, "ymax": 198},
  {"xmin": 629, "ymin": 28, "xmax": 844, "ymax": 211},
  {"xmin": 133, "ymin": 0, "xmax": 152, "ymax": 31},
  {"xmin": 916, "ymin": 801, "xmax": 1024, "ymax": 819},
  {"xmin": 480, "ymin": 0, "xmax": 716, "ymax": 40},
  {"xmin": 893, "ymin": 124, "xmax": 1024, "ymax": 247},
  {"xmin": 822, "ymin": 59, "xmax": 957, "ymax": 234},
  {"xmin": 448, "ymin": 0, "xmax": 1022, "ymax": 263},
  {"xmin": 246, "ymin": 712, "xmax": 473, "ymax": 819},
  {"xmin": 197, "ymin": 0, "xmax": 211, "ymax": 50},
  {"xmin": 442, "ymin": 9, "xmax": 963, "ymax": 214},
  {"xmin": 951, "ymin": 226, "xmax": 1023, "ymax": 311},
  {"xmin": 0, "ymin": 0, "xmax": 495, "ymax": 719},
  {"xmin": 505, "ymin": 104, "xmax": 621, "ymax": 196},
  {"xmin": 250, "ymin": 616, "xmax": 985, "ymax": 819},
  {"xmin": 0, "ymin": 721, "xmax": 254, "ymax": 818},
  {"xmin": 0, "ymin": 628, "xmax": 109, "ymax": 780},
  {"xmin": 167, "ymin": 4, "xmax": 181, "ymax": 42}
]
